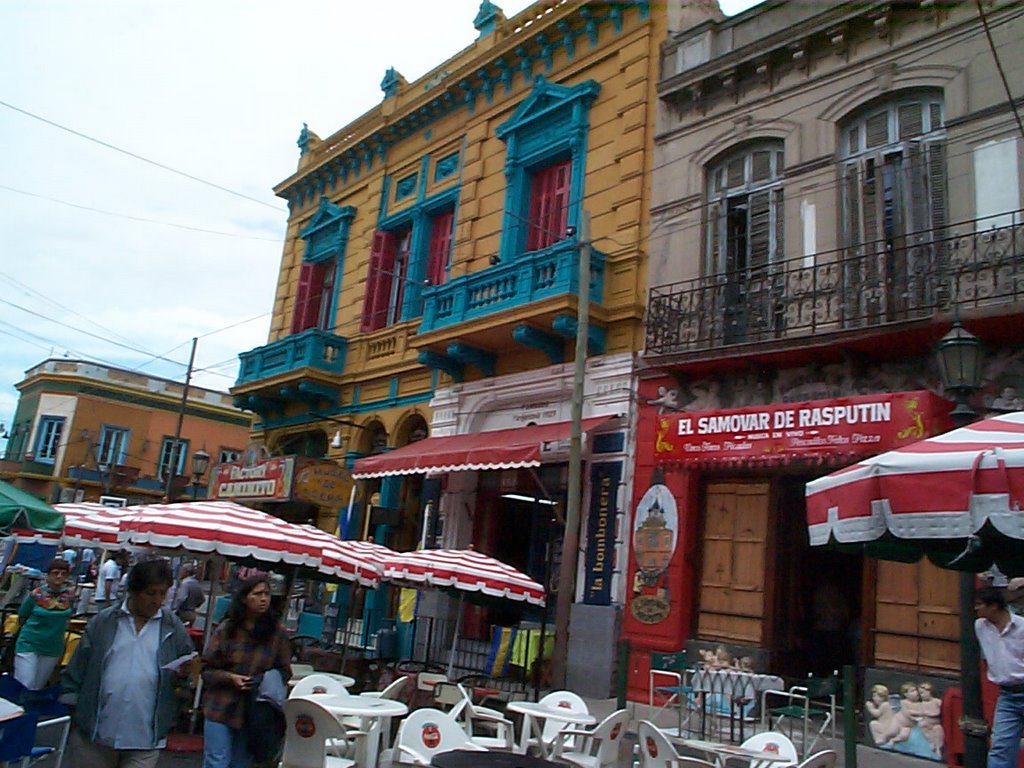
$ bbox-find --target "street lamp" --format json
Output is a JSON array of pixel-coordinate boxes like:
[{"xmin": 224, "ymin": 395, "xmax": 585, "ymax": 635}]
[
  {"xmin": 190, "ymin": 449, "xmax": 211, "ymax": 500},
  {"xmin": 935, "ymin": 320, "xmax": 982, "ymax": 428},
  {"xmin": 935, "ymin": 320, "xmax": 987, "ymax": 768}
]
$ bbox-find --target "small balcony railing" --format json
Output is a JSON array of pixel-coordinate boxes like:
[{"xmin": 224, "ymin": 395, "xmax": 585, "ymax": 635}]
[
  {"xmin": 420, "ymin": 239, "xmax": 606, "ymax": 334},
  {"xmin": 646, "ymin": 211, "xmax": 1024, "ymax": 356},
  {"xmin": 236, "ymin": 328, "xmax": 347, "ymax": 386}
]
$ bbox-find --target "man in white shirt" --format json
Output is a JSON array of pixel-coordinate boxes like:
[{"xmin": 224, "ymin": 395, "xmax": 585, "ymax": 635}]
[
  {"xmin": 95, "ymin": 554, "xmax": 123, "ymax": 604},
  {"xmin": 974, "ymin": 586, "xmax": 1024, "ymax": 767}
]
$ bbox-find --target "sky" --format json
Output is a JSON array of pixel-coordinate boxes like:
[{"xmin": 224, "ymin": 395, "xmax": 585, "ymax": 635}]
[{"xmin": 0, "ymin": 0, "xmax": 757, "ymax": 444}]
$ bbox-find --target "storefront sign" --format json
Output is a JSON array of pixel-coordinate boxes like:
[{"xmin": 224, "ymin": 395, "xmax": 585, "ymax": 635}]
[
  {"xmin": 653, "ymin": 391, "xmax": 945, "ymax": 464},
  {"xmin": 293, "ymin": 460, "xmax": 353, "ymax": 508},
  {"xmin": 583, "ymin": 462, "xmax": 620, "ymax": 605},
  {"xmin": 209, "ymin": 457, "xmax": 295, "ymax": 502}
]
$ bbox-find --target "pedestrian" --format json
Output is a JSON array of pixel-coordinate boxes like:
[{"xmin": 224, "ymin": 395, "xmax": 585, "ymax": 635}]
[
  {"xmin": 95, "ymin": 552, "xmax": 124, "ymax": 605},
  {"xmin": 974, "ymin": 585, "xmax": 1024, "ymax": 768},
  {"xmin": 172, "ymin": 564, "xmax": 204, "ymax": 625},
  {"xmin": 13, "ymin": 557, "xmax": 74, "ymax": 690},
  {"xmin": 80, "ymin": 547, "xmax": 97, "ymax": 583},
  {"xmin": 62, "ymin": 557, "xmax": 195, "ymax": 768},
  {"xmin": 201, "ymin": 573, "xmax": 292, "ymax": 768}
]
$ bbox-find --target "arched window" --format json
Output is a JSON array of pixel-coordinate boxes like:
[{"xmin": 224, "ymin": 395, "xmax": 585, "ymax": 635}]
[
  {"xmin": 839, "ymin": 92, "xmax": 946, "ymax": 322},
  {"xmin": 705, "ymin": 142, "xmax": 785, "ymax": 276},
  {"xmin": 840, "ymin": 92, "xmax": 945, "ymax": 247}
]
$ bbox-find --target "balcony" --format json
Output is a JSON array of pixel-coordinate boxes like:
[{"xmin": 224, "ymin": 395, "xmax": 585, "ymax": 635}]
[
  {"xmin": 646, "ymin": 212, "xmax": 1024, "ymax": 361},
  {"xmin": 414, "ymin": 239, "xmax": 606, "ymax": 364},
  {"xmin": 233, "ymin": 328, "xmax": 347, "ymax": 414}
]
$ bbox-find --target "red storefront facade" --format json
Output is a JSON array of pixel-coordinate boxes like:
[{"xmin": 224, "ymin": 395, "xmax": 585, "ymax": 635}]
[{"xmin": 621, "ymin": 379, "xmax": 954, "ymax": 701}]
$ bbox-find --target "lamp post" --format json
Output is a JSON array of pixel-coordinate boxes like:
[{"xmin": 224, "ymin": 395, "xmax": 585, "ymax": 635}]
[
  {"xmin": 190, "ymin": 449, "xmax": 210, "ymax": 501},
  {"xmin": 935, "ymin": 319, "xmax": 987, "ymax": 768}
]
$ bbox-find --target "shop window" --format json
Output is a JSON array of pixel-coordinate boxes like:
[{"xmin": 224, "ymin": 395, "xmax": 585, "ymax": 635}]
[
  {"xmin": 97, "ymin": 425, "xmax": 129, "ymax": 466},
  {"xmin": 291, "ymin": 198, "xmax": 356, "ymax": 335},
  {"xmin": 34, "ymin": 416, "xmax": 64, "ymax": 463},
  {"xmin": 158, "ymin": 437, "xmax": 188, "ymax": 480}
]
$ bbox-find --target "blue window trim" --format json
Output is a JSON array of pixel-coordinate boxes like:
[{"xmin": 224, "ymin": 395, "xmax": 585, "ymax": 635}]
[
  {"xmin": 158, "ymin": 437, "xmax": 189, "ymax": 478},
  {"xmin": 496, "ymin": 77, "xmax": 599, "ymax": 261},
  {"xmin": 298, "ymin": 197, "xmax": 357, "ymax": 331},
  {"xmin": 35, "ymin": 416, "xmax": 65, "ymax": 463},
  {"xmin": 376, "ymin": 185, "xmax": 460, "ymax": 322},
  {"xmin": 97, "ymin": 425, "xmax": 130, "ymax": 466}
]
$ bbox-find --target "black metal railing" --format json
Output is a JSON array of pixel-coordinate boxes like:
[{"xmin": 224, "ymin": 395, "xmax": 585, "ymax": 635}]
[{"xmin": 646, "ymin": 211, "xmax": 1024, "ymax": 356}]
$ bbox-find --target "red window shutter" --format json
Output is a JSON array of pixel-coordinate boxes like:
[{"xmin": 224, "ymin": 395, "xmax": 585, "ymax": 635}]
[
  {"xmin": 528, "ymin": 159, "xmax": 571, "ymax": 251},
  {"xmin": 361, "ymin": 230, "xmax": 397, "ymax": 332},
  {"xmin": 427, "ymin": 210, "xmax": 454, "ymax": 286},
  {"xmin": 291, "ymin": 262, "xmax": 316, "ymax": 334}
]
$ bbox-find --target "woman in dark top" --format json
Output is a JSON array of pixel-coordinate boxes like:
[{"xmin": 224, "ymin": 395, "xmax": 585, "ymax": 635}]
[{"xmin": 201, "ymin": 573, "xmax": 291, "ymax": 768}]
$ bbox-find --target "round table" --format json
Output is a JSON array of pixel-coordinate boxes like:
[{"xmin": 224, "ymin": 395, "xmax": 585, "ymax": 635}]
[
  {"xmin": 430, "ymin": 749, "xmax": 562, "ymax": 768},
  {"xmin": 505, "ymin": 699, "xmax": 596, "ymax": 756},
  {"xmin": 296, "ymin": 693, "xmax": 407, "ymax": 768},
  {"xmin": 287, "ymin": 670, "xmax": 356, "ymax": 688}
]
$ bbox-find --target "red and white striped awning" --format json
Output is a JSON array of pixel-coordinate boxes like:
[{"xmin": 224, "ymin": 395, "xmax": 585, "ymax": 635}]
[
  {"xmin": 56, "ymin": 502, "xmax": 135, "ymax": 548},
  {"xmin": 352, "ymin": 416, "xmax": 614, "ymax": 479},
  {"xmin": 116, "ymin": 501, "xmax": 327, "ymax": 568},
  {"xmin": 381, "ymin": 548, "xmax": 545, "ymax": 606},
  {"xmin": 806, "ymin": 411, "xmax": 1024, "ymax": 546}
]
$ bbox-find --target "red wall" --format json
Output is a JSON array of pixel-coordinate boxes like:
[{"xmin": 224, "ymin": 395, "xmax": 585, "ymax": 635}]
[{"xmin": 621, "ymin": 376, "xmax": 701, "ymax": 702}]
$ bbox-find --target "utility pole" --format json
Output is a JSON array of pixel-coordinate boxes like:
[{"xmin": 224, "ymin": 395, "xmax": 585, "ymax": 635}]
[
  {"xmin": 163, "ymin": 337, "xmax": 198, "ymax": 503},
  {"xmin": 551, "ymin": 211, "xmax": 590, "ymax": 688}
]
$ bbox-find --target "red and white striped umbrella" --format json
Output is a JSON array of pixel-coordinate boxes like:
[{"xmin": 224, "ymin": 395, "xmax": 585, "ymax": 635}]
[
  {"xmin": 806, "ymin": 411, "xmax": 1024, "ymax": 568},
  {"xmin": 56, "ymin": 502, "xmax": 135, "ymax": 548},
  {"xmin": 381, "ymin": 548, "xmax": 546, "ymax": 607},
  {"xmin": 296, "ymin": 525, "xmax": 389, "ymax": 587},
  {"xmin": 116, "ymin": 501, "xmax": 327, "ymax": 568}
]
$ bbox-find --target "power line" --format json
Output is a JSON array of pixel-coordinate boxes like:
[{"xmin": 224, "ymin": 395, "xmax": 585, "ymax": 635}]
[
  {"xmin": 0, "ymin": 184, "xmax": 284, "ymax": 242},
  {"xmin": 0, "ymin": 99, "xmax": 285, "ymax": 212}
]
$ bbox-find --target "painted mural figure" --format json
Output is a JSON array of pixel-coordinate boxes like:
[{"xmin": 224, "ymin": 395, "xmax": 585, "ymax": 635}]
[
  {"xmin": 866, "ymin": 681, "xmax": 943, "ymax": 760},
  {"xmin": 917, "ymin": 681, "xmax": 944, "ymax": 758},
  {"xmin": 629, "ymin": 478, "xmax": 678, "ymax": 625}
]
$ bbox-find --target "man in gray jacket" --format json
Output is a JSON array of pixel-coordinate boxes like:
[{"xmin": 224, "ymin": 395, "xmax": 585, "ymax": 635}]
[{"xmin": 63, "ymin": 557, "xmax": 195, "ymax": 768}]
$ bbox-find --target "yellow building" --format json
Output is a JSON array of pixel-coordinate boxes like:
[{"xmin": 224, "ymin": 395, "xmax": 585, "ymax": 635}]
[
  {"xmin": 233, "ymin": 0, "xmax": 718, "ymax": 694},
  {"xmin": 1, "ymin": 359, "xmax": 252, "ymax": 505}
]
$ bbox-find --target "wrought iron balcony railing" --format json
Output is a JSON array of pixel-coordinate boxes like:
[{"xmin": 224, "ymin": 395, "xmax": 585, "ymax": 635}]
[
  {"xmin": 646, "ymin": 211, "xmax": 1024, "ymax": 356},
  {"xmin": 420, "ymin": 238, "xmax": 606, "ymax": 334},
  {"xmin": 236, "ymin": 328, "xmax": 348, "ymax": 387}
]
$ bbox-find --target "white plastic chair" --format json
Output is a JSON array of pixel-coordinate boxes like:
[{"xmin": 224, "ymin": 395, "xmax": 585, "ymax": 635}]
[
  {"xmin": 281, "ymin": 697, "xmax": 368, "ymax": 768},
  {"xmin": 740, "ymin": 731, "xmax": 799, "ymax": 767},
  {"xmin": 363, "ymin": 674, "xmax": 410, "ymax": 700},
  {"xmin": 551, "ymin": 707, "xmax": 629, "ymax": 768},
  {"xmin": 531, "ymin": 690, "xmax": 590, "ymax": 755},
  {"xmin": 393, "ymin": 707, "xmax": 487, "ymax": 765},
  {"xmin": 443, "ymin": 682, "xmax": 515, "ymax": 749},
  {"xmin": 290, "ymin": 674, "xmax": 350, "ymax": 698},
  {"xmin": 637, "ymin": 720, "xmax": 715, "ymax": 768}
]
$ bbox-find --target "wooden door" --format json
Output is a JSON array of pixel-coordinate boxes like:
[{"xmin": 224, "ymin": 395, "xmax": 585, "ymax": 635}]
[
  {"xmin": 873, "ymin": 558, "xmax": 959, "ymax": 672},
  {"xmin": 698, "ymin": 481, "xmax": 770, "ymax": 644}
]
